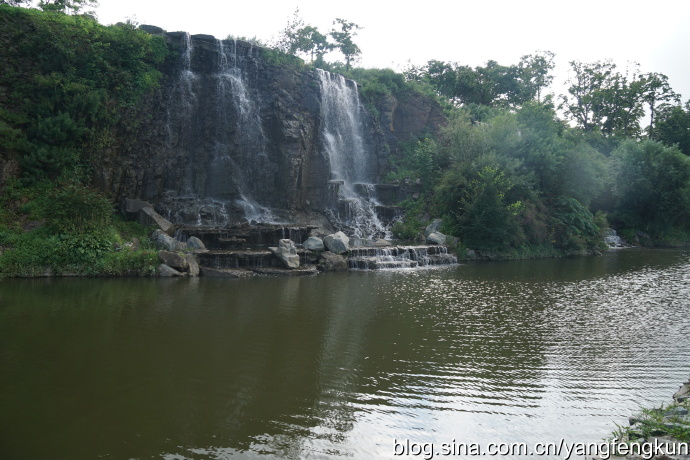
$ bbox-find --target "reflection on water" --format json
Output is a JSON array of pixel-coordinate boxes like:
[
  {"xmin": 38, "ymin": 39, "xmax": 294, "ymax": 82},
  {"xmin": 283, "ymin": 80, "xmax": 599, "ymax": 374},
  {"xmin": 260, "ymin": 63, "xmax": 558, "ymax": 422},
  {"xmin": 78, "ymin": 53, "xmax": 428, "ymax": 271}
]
[{"xmin": 0, "ymin": 249, "xmax": 689, "ymax": 459}]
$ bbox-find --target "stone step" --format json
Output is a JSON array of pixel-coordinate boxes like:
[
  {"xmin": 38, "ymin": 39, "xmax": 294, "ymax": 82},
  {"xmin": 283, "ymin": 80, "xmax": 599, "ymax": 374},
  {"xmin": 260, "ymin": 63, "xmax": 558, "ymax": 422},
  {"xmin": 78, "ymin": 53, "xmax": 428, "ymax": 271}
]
[
  {"xmin": 349, "ymin": 258, "xmax": 418, "ymax": 270},
  {"xmin": 348, "ymin": 245, "xmax": 453, "ymax": 257},
  {"xmin": 251, "ymin": 266, "xmax": 318, "ymax": 276},
  {"xmin": 348, "ymin": 245, "xmax": 458, "ymax": 270},
  {"xmin": 198, "ymin": 250, "xmax": 279, "ymax": 269},
  {"xmin": 199, "ymin": 267, "xmax": 255, "ymax": 278},
  {"xmin": 176, "ymin": 225, "xmax": 314, "ymax": 250}
]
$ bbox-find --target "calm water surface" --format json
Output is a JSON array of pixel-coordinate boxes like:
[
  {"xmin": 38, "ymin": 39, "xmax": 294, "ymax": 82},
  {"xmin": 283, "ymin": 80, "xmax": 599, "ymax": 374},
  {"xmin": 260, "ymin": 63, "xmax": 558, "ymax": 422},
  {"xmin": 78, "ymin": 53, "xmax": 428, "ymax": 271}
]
[{"xmin": 1, "ymin": 249, "xmax": 689, "ymax": 459}]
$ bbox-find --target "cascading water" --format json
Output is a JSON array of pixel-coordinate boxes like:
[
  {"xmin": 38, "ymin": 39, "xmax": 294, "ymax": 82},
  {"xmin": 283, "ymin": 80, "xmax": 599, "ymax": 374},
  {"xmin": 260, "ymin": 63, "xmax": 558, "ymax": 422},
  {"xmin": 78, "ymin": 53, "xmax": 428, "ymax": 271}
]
[
  {"xmin": 348, "ymin": 246, "xmax": 458, "ymax": 270},
  {"xmin": 213, "ymin": 39, "xmax": 276, "ymax": 223},
  {"xmin": 160, "ymin": 35, "xmax": 277, "ymax": 226},
  {"xmin": 317, "ymin": 69, "xmax": 389, "ymax": 239}
]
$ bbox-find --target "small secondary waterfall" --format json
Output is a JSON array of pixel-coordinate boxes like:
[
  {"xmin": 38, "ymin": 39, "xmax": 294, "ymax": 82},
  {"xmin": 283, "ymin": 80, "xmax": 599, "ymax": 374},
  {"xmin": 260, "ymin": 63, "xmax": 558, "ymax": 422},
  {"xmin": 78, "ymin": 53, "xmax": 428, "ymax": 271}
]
[
  {"xmin": 160, "ymin": 35, "xmax": 277, "ymax": 226},
  {"xmin": 348, "ymin": 246, "xmax": 458, "ymax": 270},
  {"xmin": 317, "ymin": 69, "xmax": 389, "ymax": 239}
]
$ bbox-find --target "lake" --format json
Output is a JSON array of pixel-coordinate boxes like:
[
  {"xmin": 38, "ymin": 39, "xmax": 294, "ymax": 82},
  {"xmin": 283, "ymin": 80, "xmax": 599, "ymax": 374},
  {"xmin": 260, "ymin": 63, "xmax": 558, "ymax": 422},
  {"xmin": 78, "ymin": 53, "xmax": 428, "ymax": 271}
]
[{"xmin": 1, "ymin": 249, "xmax": 689, "ymax": 459}]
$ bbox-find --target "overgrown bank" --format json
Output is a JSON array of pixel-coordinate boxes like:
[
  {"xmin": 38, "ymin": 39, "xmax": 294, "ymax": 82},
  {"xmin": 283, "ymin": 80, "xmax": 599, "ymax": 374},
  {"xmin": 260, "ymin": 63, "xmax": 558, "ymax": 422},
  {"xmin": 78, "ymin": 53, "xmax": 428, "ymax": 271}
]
[{"xmin": 601, "ymin": 380, "xmax": 690, "ymax": 459}]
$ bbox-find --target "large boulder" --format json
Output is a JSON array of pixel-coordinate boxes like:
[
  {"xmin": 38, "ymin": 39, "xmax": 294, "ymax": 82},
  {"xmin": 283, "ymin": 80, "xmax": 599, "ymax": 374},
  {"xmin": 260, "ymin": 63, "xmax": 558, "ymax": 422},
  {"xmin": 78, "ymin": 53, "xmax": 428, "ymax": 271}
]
[
  {"xmin": 424, "ymin": 218, "xmax": 443, "ymax": 238},
  {"xmin": 158, "ymin": 264, "xmax": 183, "ymax": 277},
  {"xmin": 185, "ymin": 254, "xmax": 200, "ymax": 277},
  {"xmin": 186, "ymin": 236, "xmax": 206, "ymax": 251},
  {"xmin": 317, "ymin": 251, "xmax": 349, "ymax": 272},
  {"xmin": 121, "ymin": 198, "xmax": 152, "ymax": 220},
  {"xmin": 269, "ymin": 239, "xmax": 300, "ymax": 269},
  {"xmin": 323, "ymin": 231, "xmax": 349, "ymax": 254},
  {"xmin": 303, "ymin": 236, "xmax": 325, "ymax": 252},
  {"xmin": 139, "ymin": 206, "xmax": 175, "ymax": 236},
  {"xmin": 426, "ymin": 231, "xmax": 447, "ymax": 245},
  {"xmin": 151, "ymin": 230, "xmax": 186, "ymax": 252},
  {"xmin": 158, "ymin": 250, "xmax": 188, "ymax": 270}
]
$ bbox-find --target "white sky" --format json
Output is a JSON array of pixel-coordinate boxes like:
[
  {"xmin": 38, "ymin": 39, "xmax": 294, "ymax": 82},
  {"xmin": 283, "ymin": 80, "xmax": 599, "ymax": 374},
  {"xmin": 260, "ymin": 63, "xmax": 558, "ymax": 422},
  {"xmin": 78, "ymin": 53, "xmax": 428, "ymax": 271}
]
[{"xmin": 94, "ymin": 0, "xmax": 690, "ymax": 102}]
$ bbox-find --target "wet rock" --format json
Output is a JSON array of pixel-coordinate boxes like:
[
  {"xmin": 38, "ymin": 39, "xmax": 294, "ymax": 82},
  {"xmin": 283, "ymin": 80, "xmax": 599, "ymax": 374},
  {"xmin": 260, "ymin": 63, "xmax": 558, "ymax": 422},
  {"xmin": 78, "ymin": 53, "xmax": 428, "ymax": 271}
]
[
  {"xmin": 158, "ymin": 264, "xmax": 183, "ymax": 277},
  {"xmin": 185, "ymin": 254, "xmax": 199, "ymax": 277},
  {"xmin": 269, "ymin": 239, "xmax": 300, "ymax": 269},
  {"xmin": 200, "ymin": 267, "xmax": 254, "ymax": 278},
  {"xmin": 323, "ymin": 231, "xmax": 349, "ymax": 254},
  {"xmin": 664, "ymin": 407, "xmax": 689, "ymax": 417},
  {"xmin": 251, "ymin": 266, "xmax": 318, "ymax": 276},
  {"xmin": 158, "ymin": 250, "xmax": 188, "ymax": 270},
  {"xmin": 303, "ymin": 236, "xmax": 325, "ymax": 252},
  {"xmin": 674, "ymin": 382, "xmax": 690, "ymax": 402},
  {"xmin": 317, "ymin": 251, "xmax": 348, "ymax": 271},
  {"xmin": 186, "ymin": 236, "xmax": 206, "ymax": 251}
]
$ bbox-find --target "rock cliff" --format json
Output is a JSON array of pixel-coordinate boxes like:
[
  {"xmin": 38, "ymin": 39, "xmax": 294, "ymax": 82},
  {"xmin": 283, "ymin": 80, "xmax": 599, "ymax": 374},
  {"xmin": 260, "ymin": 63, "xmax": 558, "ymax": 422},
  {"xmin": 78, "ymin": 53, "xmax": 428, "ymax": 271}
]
[{"xmin": 93, "ymin": 29, "xmax": 445, "ymax": 229}]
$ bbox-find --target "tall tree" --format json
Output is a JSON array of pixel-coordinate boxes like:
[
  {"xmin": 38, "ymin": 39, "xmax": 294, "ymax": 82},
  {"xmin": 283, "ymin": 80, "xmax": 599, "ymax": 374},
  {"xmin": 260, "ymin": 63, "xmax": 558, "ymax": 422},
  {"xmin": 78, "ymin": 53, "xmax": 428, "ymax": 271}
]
[
  {"xmin": 293, "ymin": 26, "xmax": 331, "ymax": 64},
  {"xmin": 643, "ymin": 72, "xmax": 679, "ymax": 138},
  {"xmin": 274, "ymin": 8, "xmax": 306, "ymax": 54},
  {"xmin": 559, "ymin": 60, "xmax": 616, "ymax": 132},
  {"xmin": 329, "ymin": 18, "xmax": 362, "ymax": 70},
  {"xmin": 273, "ymin": 9, "xmax": 331, "ymax": 64},
  {"xmin": 518, "ymin": 50, "xmax": 555, "ymax": 104},
  {"xmin": 652, "ymin": 101, "xmax": 690, "ymax": 155},
  {"xmin": 598, "ymin": 64, "xmax": 646, "ymax": 137}
]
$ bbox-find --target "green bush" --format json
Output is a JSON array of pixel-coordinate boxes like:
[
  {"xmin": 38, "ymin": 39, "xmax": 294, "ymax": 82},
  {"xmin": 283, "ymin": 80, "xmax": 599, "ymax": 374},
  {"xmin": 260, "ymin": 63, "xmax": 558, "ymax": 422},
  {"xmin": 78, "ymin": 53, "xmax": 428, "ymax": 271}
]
[
  {"xmin": 97, "ymin": 250, "xmax": 158, "ymax": 276},
  {"xmin": 1, "ymin": 5, "xmax": 168, "ymax": 185}
]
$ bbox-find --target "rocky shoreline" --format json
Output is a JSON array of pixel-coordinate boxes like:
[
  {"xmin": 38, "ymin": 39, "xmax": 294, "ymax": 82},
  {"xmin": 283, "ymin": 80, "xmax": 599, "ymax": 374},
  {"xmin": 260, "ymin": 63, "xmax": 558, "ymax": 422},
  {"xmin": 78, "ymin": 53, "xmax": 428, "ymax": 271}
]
[
  {"xmin": 138, "ymin": 200, "xmax": 457, "ymax": 278},
  {"xmin": 592, "ymin": 380, "xmax": 690, "ymax": 460}
]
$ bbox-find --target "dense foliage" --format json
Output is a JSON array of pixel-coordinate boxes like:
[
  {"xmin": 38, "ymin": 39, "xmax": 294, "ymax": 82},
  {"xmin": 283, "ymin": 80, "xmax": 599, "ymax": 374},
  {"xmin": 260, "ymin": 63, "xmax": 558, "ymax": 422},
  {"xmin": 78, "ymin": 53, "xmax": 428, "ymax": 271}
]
[
  {"xmin": 0, "ymin": 5, "xmax": 166, "ymax": 276},
  {"xmin": 0, "ymin": 4, "xmax": 167, "ymax": 184},
  {"xmin": 375, "ymin": 40, "xmax": 690, "ymax": 256}
]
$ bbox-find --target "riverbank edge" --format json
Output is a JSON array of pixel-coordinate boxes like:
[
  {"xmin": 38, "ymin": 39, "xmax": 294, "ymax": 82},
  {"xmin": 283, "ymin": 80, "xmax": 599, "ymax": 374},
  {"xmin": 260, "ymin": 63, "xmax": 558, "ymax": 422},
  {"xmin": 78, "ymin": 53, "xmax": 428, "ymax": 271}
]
[
  {"xmin": 3, "ymin": 233, "xmax": 690, "ymax": 279},
  {"xmin": 591, "ymin": 380, "xmax": 690, "ymax": 460}
]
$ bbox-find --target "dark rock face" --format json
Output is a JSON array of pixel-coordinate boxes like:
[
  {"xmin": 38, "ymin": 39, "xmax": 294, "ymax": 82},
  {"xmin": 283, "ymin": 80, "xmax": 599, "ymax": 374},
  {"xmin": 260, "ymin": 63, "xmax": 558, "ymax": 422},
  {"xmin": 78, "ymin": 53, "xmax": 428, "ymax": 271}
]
[
  {"xmin": 96, "ymin": 34, "xmax": 328, "ymax": 226},
  {"xmin": 93, "ymin": 32, "xmax": 445, "ymax": 229},
  {"xmin": 376, "ymin": 92, "xmax": 446, "ymax": 156}
]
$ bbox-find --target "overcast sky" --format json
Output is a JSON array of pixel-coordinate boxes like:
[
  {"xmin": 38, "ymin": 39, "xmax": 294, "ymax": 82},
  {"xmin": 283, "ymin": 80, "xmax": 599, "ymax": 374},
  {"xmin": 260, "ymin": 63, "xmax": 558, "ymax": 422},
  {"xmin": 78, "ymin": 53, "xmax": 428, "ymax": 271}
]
[{"xmin": 94, "ymin": 0, "xmax": 690, "ymax": 102}]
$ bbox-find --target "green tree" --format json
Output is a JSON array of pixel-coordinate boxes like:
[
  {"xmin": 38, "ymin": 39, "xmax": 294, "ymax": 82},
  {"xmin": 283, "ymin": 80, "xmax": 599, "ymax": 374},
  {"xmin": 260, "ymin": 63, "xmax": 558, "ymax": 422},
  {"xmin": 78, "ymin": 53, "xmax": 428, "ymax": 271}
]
[
  {"xmin": 274, "ymin": 9, "xmax": 331, "ymax": 64},
  {"xmin": 518, "ymin": 50, "xmax": 555, "ymax": 104},
  {"xmin": 598, "ymin": 64, "xmax": 647, "ymax": 136},
  {"xmin": 652, "ymin": 101, "xmax": 690, "ymax": 155},
  {"xmin": 456, "ymin": 166, "xmax": 524, "ymax": 251},
  {"xmin": 329, "ymin": 18, "xmax": 362, "ymax": 70},
  {"xmin": 560, "ymin": 60, "xmax": 616, "ymax": 132},
  {"xmin": 274, "ymin": 8, "xmax": 305, "ymax": 54},
  {"xmin": 293, "ymin": 25, "xmax": 331, "ymax": 64},
  {"xmin": 609, "ymin": 139, "xmax": 690, "ymax": 232},
  {"xmin": 38, "ymin": 0, "xmax": 99, "ymax": 15},
  {"xmin": 643, "ymin": 72, "xmax": 679, "ymax": 138}
]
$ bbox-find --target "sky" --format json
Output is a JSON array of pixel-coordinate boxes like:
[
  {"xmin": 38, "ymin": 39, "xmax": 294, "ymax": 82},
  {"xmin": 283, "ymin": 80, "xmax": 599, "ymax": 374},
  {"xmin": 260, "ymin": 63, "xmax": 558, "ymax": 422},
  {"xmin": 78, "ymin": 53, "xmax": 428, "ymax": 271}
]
[{"xmin": 94, "ymin": 0, "xmax": 690, "ymax": 102}]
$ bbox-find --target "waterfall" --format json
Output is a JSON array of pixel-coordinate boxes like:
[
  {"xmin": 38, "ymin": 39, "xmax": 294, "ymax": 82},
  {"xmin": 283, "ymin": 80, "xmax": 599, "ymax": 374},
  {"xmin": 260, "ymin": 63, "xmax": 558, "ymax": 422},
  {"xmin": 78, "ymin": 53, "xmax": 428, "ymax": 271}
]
[
  {"xmin": 213, "ymin": 39, "xmax": 276, "ymax": 223},
  {"xmin": 160, "ymin": 35, "xmax": 277, "ymax": 226},
  {"xmin": 317, "ymin": 69, "xmax": 388, "ymax": 239}
]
